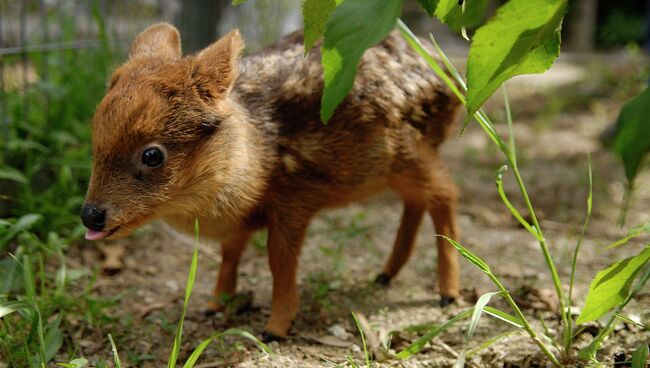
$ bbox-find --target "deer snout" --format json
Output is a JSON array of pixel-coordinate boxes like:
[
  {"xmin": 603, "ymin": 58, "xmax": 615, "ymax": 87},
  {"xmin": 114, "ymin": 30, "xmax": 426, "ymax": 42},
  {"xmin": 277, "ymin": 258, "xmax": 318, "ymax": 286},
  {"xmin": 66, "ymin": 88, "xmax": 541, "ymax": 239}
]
[{"xmin": 81, "ymin": 203, "xmax": 107, "ymax": 231}]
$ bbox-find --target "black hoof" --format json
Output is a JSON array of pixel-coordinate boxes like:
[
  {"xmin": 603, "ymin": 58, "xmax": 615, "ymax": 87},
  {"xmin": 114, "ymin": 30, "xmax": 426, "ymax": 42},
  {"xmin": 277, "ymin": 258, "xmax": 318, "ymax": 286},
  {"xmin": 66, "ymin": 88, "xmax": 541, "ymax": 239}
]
[
  {"xmin": 202, "ymin": 308, "xmax": 218, "ymax": 317},
  {"xmin": 374, "ymin": 272, "xmax": 392, "ymax": 286},
  {"xmin": 261, "ymin": 331, "xmax": 285, "ymax": 343},
  {"xmin": 440, "ymin": 296, "xmax": 456, "ymax": 307}
]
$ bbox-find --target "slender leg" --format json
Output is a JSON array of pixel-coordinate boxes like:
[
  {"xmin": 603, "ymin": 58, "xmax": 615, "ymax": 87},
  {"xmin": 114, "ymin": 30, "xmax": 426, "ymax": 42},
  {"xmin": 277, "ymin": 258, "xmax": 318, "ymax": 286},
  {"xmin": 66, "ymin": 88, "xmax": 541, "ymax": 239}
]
[
  {"xmin": 205, "ymin": 230, "xmax": 252, "ymax": 313},
  {"xmin": 263, "ymin": 211, "xmax": 311, "ymax": 340},
  {"xmin": 428, "ymin": 181, "xmax": 460, "ymax": 307},
  {"xmin": 375, "ymin": 202, "xmax": 425, "ymax": 285}
]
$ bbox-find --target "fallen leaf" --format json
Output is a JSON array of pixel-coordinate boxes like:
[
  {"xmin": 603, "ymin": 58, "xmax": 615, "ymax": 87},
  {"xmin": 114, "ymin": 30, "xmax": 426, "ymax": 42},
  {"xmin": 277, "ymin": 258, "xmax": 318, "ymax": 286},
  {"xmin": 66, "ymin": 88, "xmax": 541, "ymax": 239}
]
[
  {"xmin": 301, "ymin": 332, "xmax": 350, "ymax": 348},
  {"xmin": 133, "ymin": 301, "xmax": 166, "ymax": 320},
  {"xmin": 99, "ymin": 243, "xmax": 125, "ymax": 275},
  {"xmin": 354, "ymin": 312, "xmax": 386, "ymax": 361}
]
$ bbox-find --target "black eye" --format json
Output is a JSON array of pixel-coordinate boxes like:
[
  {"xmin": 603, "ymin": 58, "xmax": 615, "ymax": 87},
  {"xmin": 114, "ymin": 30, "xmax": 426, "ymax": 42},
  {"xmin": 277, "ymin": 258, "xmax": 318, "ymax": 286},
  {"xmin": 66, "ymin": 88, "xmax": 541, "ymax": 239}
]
[{"xmin": 142, "ymin": 147, "xmax": 164, "ymax": 168}]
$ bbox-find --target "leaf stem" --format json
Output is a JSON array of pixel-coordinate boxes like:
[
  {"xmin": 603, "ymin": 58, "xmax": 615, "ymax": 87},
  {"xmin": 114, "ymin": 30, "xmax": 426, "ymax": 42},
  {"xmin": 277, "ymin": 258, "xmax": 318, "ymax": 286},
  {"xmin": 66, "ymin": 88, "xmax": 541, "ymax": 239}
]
[
  {"xmin": 398, "ymin": 20, "xmax": 566, "ymax": 365},
  {"xmin": 485, "ymin": 270, "xmax": 562, "ymax": 366}
]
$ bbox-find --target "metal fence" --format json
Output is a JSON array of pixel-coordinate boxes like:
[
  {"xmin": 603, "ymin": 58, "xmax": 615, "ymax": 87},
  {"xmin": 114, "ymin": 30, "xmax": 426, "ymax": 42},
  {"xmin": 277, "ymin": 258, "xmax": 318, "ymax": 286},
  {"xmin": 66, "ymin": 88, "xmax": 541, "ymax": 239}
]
[{"xmin": 0, "ymin": 0, "xmax": 302, "ymax": 149}]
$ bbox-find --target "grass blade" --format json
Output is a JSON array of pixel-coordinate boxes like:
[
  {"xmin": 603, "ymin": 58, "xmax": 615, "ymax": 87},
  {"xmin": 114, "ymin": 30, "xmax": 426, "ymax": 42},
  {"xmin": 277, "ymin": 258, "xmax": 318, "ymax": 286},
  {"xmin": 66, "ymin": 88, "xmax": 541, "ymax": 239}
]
[
  {"xmin": 483, "ymin": 306, "xmax": 523, "ymax": 328},
  {"xmin": 467, "ymin": 291, "xmax": 499, "ymax": 340},
  {"xmin": 55, "ymin": 358, "xmax": 89, "ymax": 368},
  {"xmin": 396, "ymin": 308, "xmax": 473, "ymax": 359},
  {"xmin": 438, "ymin": 235, "xmax": 490, "ymax": 274},
  {"xmin": 397, "ymin": 19, "xmax": 464, "ymax": 103},
  {"xmin": 605, "ymin": 222, "xmax": 650, "ymax": 250},
  {"xmin": 351, "ymin": 312, "xmax": 371, "ymax": 368},
  {"xmin": 0, "ymin": 300, "xmax": 32, "ymax": 318},
  {"xmin": 168, "ymin": 220, "xmax": 200, "ymax": 368},
  {"xmin": 566, "ymin": 154, "xmax": 593, "ymax": 353},
  {"xmin": 466, "ymin": 330, "xmax": 519, "ymax": 358},
  {"xmin": 495, "ymin": 166, "xmax": 538, "ymax": 239},
  {"xmin": 182, "ymin": 329, "xmax": 271, "ymax": 368},
  {"xmin": 631, "ymin": 344, "xmax": 649, "ymax": 368},
  {"xmin": 107, "ymin": 334, "xmax": 122, "ymax": 368}
]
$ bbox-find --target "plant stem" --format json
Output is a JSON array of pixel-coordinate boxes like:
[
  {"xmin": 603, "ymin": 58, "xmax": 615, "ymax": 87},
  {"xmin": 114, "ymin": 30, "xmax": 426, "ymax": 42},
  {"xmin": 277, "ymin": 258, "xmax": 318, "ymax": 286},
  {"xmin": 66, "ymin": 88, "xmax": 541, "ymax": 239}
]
[
  {"xmin": 565, "ymin": 155, "xmax": 593, "ymax": 358},
  {"xmin": 486, "ymin": 272, "xmax": 562, "ymax": 367},
  {"xmin": 397, "ymin": 20, "xmax": 567, "ymax": 365}
]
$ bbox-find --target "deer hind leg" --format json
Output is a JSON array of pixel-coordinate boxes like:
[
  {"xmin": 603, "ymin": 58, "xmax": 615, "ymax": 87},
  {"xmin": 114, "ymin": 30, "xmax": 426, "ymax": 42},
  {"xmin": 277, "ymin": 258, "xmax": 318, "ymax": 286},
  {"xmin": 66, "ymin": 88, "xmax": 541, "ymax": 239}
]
[
  {"xmin": 427, "ymin": 170, "xmax": 461, "ymax": 307},
  {"xmin": 375, "ymin": 201, "xmax": 425, "ymax": 285}
]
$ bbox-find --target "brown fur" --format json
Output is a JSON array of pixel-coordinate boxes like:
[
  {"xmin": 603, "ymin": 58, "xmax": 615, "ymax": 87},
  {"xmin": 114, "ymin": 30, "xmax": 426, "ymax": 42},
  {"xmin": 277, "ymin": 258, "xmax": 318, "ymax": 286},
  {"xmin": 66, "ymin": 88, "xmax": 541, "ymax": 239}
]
[{"xmin": 84, "ymin": 23, "xmax": 462, "ymax": 338}]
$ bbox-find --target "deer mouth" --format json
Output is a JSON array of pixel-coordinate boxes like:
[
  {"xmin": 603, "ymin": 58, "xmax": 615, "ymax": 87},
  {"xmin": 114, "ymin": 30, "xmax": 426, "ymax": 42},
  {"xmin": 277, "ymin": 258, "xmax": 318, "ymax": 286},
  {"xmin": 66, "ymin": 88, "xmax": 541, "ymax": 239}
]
[{"xmin": 85, "ymin": 226, "xmax": 120, "ymax": 240}]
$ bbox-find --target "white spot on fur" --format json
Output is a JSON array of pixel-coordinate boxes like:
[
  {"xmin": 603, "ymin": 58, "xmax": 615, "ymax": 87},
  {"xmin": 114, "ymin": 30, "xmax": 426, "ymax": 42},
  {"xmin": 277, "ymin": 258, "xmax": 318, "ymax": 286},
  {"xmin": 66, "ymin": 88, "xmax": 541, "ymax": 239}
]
[{"xmin": 282, "ymin": 154, "xmax": 298, "ymax": 173}]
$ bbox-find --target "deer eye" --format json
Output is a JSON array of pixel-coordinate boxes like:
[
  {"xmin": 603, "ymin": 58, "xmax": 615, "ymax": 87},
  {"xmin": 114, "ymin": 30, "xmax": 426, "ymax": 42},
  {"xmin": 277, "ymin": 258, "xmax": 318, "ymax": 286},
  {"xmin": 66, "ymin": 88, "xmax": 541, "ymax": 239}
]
[{"xmin": 142, "ymin": 147, "xmax": 165, "ymax": 168}]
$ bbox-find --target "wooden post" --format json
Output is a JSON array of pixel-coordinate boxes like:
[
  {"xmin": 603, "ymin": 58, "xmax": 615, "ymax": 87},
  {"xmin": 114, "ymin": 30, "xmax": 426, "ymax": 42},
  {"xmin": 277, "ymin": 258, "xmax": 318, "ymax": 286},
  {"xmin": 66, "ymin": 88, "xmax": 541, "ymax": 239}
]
[
  {"xmin": 565, "ymin": 0, "xmax": 598, "ymax": 52},
  {"xmin": 178, "ymin": 0, "xmax": 226, "ymax": 54}
]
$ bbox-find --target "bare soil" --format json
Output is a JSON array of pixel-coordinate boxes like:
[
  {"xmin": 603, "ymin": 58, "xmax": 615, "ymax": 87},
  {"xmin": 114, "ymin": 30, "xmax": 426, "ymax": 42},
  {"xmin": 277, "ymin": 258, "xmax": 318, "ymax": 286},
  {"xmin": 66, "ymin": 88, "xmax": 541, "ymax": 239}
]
[{"xmin": 63, "ymin": 56, "xmax": 650, "ymax": 367}]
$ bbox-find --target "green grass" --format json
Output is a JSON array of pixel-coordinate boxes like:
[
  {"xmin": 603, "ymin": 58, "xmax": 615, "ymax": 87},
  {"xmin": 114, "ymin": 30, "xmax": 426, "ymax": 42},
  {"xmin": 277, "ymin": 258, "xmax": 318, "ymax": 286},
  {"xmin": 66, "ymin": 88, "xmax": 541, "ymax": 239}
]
[{"xmin": 0, "ymin": 8, "xmax": 117, "ymax": 365}]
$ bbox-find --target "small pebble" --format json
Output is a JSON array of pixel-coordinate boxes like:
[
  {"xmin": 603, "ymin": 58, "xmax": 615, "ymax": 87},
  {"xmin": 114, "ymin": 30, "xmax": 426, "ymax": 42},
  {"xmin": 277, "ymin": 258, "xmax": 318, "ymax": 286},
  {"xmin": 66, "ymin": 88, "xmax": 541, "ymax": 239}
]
[
  {"xmin": 328, "ymin": 324, "xmax": 349, "ymax": 339},
  {"xmin": 349, "ymin": 344, "xmax": 361, "ymax": 353}
]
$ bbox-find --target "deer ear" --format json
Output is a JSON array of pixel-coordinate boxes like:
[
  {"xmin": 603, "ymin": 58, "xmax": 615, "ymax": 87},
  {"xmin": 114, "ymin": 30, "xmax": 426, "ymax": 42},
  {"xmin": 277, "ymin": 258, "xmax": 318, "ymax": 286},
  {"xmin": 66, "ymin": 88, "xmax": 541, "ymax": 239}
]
[
  {"xmin": 192, "ymin": 29, "xmax": 245, "ymax": 101},
  {"xmin": 130, "ymin": 23, "xmax": 181, "ymax": 60}
]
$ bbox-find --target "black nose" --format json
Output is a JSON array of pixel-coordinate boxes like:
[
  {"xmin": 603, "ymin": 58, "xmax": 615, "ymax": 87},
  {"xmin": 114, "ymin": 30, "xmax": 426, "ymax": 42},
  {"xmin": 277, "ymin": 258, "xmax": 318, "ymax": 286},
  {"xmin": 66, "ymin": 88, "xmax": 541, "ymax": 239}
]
[{"xmin": 81, "ymin": 203, "xmax": 107, "ymax": 231}]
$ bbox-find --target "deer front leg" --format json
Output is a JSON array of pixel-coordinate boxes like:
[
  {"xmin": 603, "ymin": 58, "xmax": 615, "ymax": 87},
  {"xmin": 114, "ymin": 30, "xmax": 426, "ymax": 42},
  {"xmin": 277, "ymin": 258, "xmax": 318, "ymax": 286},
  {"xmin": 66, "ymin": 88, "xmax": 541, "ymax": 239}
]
[
  {"xmin": 205, "ymin": 230, "xmax": 252, "ymax": 313},
  {"xmin": 263, "ymin": 211, "xmax": 311, "ymax": 341}
]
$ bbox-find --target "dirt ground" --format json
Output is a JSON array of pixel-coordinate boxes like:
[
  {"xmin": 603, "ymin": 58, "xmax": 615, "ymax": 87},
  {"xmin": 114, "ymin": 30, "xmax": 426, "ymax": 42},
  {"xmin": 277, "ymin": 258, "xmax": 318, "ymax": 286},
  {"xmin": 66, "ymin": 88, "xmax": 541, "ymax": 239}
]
[{"xmin": 65, "ymin": 55, "xmax": 650, "ymax": 367}]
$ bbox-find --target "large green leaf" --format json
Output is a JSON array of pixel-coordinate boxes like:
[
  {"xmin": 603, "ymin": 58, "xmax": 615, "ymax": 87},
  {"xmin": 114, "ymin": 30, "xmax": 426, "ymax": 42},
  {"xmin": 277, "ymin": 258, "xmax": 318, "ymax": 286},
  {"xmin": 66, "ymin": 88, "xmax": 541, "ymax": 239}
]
[
  {"xmin": 416, "ymin": 0, "xmax": 488, "ymax": 32},
  {"xmin": 321, "ymin": 0, "xmax": 403, "ymax": 123},
  {"xmin": 614, "ymin": 86, "xmax": 650, "ymax": 184},
  {"xmin": 302, "ymin": 0, "xmax": 341, "ymax": 53},
  {"xmin": 465, "ymin": 0, "xmax": 567, "ymax": 118},
  {"xmin": 576, "ymin": 246, "xmax": 650, "ymax": 324},
  {"xmin": 435, "ymin": 0, "xmax": 489, "ymax": 32},
  {"xmin": 417, "ymin": 0, "xmax": 437, "ymax": 16}
]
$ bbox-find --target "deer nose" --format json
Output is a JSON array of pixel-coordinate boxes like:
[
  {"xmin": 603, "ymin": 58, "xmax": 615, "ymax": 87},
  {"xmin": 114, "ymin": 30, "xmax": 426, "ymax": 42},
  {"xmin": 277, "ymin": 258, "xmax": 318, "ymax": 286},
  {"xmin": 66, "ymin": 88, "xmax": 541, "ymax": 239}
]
[{"xmin": 81, "ymin": 203, "xmax": 107, "ymax": 231}]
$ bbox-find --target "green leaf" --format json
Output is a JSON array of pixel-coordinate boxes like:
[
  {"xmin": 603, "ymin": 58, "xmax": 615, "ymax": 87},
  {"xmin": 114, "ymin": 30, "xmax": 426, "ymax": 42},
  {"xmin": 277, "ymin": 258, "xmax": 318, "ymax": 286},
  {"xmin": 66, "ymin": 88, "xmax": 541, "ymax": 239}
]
[
  {"xmin": 0, "ymin": 214, "xmax": 43, "ymax": 249},
  {"xmin": 606, "ymin": 222, "xmax": 650, "ymax": 250},
  {"xmin": 182, "ymin": 329, "xmax": 270, "ymax": 368},
  {"xmin": 0, "ymin": 166, "xmax": 28, "ymax": 184},
  {"xmin": 631, "ymin": 344, "xmax": 649, "ymax": 368},
  {"xmin": 466, "ymin": 330, "xmax": 519, "ymax": 358},
  {"xmin": 465, "ymin": 0, "xmax": 567, "ymax": 119},
  {"xmin": 44, "ymin": 315, "xmax": 64, "ymax": 363},
  {"xmin": 0, "ymin": 300, "xmax": 32, "ymax": 318},
  {"xmin": 483, "ymin": 306, "xmax": 524, "ymax": 328},
  {"xmin": 578, "ymin": 341, "xmax": 598, "ymax": 362},
  {"xmin": 435, "ymin": 0, "xmax": 489, "ymax": 32},
  {"xmin": 302, "ymin": 0, "xmax": 340, "ymax": 53},
  {"xmin": 577, "ymin": 246, "xmax": 650, "ymax": 324},
  {"xmin": 417, "ymin": 0, "xmax": 438, "ymax": 16},
  {"xmin": 439, "ymin": 235, "xmax": 491, "ymax": 274},
  {"xmin": 56, "ymin": 358, "xmax": 89, "ymax": 368},
  {"xmin": 614, "ymin": 86, "xmax": 650, "ymax": 184},
  {"xmin": 321, "ymin": 0, "xmax": 403, "ymax": 123},
  {"xmin": 467, "ymin": 291, "xmax": 499, "ymax": 340},
  {"xmin": 397, "ymin": 308, "xmax": 473, "ymax": 359},
  {"xmin": 231, "ymin": 0, "xmax": 247, "ymax": 5}
]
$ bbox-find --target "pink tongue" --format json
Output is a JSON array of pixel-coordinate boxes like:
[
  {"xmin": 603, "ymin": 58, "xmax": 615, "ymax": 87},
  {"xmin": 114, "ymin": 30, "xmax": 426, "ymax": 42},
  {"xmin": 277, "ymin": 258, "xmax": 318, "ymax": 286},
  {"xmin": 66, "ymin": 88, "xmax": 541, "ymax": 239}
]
[{"xmin": 85, "ymin": 229, "xmax": 109, "ymax": 240}]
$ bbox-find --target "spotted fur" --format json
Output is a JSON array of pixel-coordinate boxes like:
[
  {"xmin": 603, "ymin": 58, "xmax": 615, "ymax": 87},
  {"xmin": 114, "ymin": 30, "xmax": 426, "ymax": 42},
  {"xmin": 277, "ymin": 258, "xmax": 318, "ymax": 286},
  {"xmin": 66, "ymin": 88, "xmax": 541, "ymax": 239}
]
[{"xmin": 84, "ymin": 23, "xmax": 462, "ymax": 339}]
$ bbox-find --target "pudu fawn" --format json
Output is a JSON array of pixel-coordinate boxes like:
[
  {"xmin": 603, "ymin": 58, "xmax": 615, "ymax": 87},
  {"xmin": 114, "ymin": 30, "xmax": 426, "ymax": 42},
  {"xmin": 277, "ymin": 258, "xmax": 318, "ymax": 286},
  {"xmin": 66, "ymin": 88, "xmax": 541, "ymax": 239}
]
[{"xmin": 81, "ymin": 23, "xmax": 462, "ymax": 340}]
